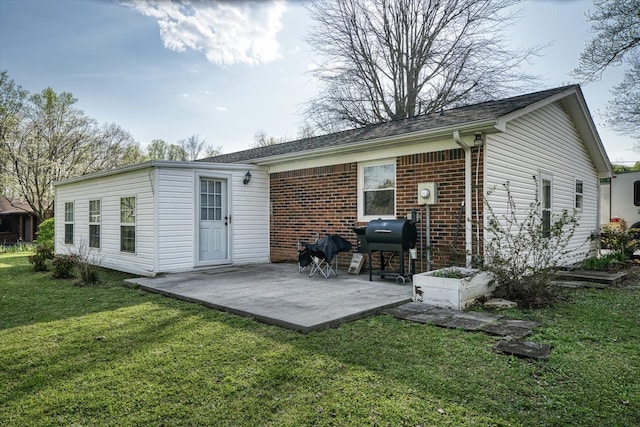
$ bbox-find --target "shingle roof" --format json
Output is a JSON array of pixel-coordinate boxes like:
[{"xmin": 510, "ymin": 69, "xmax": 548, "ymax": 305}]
[
  {"xmin": 0, "ymin": 198, "xmax": 33, "ymax": 215},
  {"xmin": 202, "ymin": 85, "xmax": 577, "ymax": 164}
]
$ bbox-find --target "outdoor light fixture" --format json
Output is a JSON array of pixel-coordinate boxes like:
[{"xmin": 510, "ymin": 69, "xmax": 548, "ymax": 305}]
[{"xmin": 243, "ymin": 170, "xmax": 252, "ymax": 185}]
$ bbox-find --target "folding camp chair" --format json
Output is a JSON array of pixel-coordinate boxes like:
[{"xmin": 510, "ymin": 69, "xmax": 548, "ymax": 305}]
[{"xmin": 298, "ymin": 235, "xmax": 352, "ymax": 279}]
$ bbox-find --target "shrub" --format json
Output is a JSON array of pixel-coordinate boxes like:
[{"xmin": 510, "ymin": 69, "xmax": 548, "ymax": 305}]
[
  {"xmin": 35, "ymin": 218, "xmax": 55, "ymax": 252},
  {"xmin": 51, "ymin": 254, "xmax": 80, "ymax": 279},
  {"xmin": 28, "ymin": 245, "xmax": 53, "ymax": 271},
  {"xmin": 589, "ymin": 221, "xmax": 640, "ymax": 259},
  {"xmin": 483, "ymin": 180, "xmax": 579, "ymax": 308},
  {"xmin": 73, "ymin": 239, "xmax": 102, "ymax": 286},
  {"xmin": 75, "ymin": 264, "xmax": 99, "ymax": 286}
]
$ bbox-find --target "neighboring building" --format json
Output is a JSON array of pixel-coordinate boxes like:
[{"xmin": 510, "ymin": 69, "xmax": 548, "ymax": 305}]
[
  {"xmin": 599, "ymin": 171, "xmax": 640, "ymax": 229},
  {"xmin": 54, "ymin": 85, "xmax": 611, "ymax": 276},
  {"xmin": 0, "ymin": 197, "xmax": 37, "ymax": 244}
]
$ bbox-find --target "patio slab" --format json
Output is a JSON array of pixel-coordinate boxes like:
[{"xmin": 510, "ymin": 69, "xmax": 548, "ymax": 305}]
[{"xmin": 125, "ymin": 263, "xmax": 412, "ymax": 333}]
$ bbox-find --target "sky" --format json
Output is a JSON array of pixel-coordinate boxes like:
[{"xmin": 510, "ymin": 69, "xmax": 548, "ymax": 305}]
[{"xmin": 0, "ymin": 0, "xmax": 637, "ymax": 164}]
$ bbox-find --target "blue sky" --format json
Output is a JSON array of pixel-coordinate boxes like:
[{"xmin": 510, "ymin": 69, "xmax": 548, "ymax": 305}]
[{"xmin": 0, "ymin": 0, "xmax": 637, "ymax": 164}]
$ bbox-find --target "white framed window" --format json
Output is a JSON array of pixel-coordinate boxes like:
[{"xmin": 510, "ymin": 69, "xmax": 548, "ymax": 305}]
[
  {"xmin": 120, "ymin": 196, "xmax": 136, "ymax": 253},
  {"xmin": 539, "ymin": 172, "xmax": 553, "ymax": 238},
  {"xmin": 89, "ymin": 199, "xmax": 101, "ymax": 248},
  {"xmin": 575, "ymin": 179, "xmax": 583, "ymax": 210},
  {"xmin": 64, "ymin": 202, "xmax": 74, "ymax": 245},
  {"xmin": 358, "ymin": 159, "xmax": 396, "ymax": 221}
]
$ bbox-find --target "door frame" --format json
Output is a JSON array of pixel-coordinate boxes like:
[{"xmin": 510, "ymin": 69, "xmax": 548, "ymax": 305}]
[{"xmin": 194, "ymin": 171, "xmax": 233, "ymax": 267}]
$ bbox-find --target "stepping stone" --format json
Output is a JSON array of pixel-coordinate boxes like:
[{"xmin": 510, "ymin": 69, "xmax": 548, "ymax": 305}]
[
  {"xmin": 455, "ymin": 311, "xmax": 503, "ymax": 323},
  {"xmin": 554, "ymin": 270, "xmax": 626, "ymax": 285},
  {"xmin": 552, "ymin": 280, "xmax": 609, "ymax": 289},
  {"xmin": 424, "ymin": 307, "xmax": 462, "ymax": 317},
  {"xmin": 403, "ymin": 312, "xmax": 448, "ymax": 324},
  {"xmin": 494, "ymin": 339, "xmax": 552, "ymax": 359},
  {"xmin": 434, "ymin": 316, "xmax": 491, "ymax": 331},
  {"xmin": 481, "ymin": 323, "xmax": 532, "ymax": 339}
]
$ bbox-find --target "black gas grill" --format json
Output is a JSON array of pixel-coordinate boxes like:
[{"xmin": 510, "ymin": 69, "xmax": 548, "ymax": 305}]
[{"xmin": 364, "ymin": 219, "xmax": 417, "ymax": 284}]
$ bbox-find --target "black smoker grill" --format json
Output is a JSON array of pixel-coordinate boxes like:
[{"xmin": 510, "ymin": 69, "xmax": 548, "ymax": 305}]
[{"xmin": 364, "ymin": 218, "xmax": 417, "ymax": 284}]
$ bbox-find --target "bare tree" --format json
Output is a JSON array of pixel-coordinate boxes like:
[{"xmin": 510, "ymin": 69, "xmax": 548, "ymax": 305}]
[
  {"xmin": 178, "ymin": 134, "xmax": 211, "ymax": 160},
  {"xmin": 572, "ymin": 0, "xmax": 640, "ymax": 140},
  {"xmin": 253, "ymin": 124, "xmax": 317, "ymax": 148},
  {"xmin": 253, "ymin": 130, "xmax": 286, "ymax": 148},
  {"xmin": 305, "ymin": 0, "xmax": 540, "ymax": 131},
  {"xmin": 0, "ymin": 72, "xmax": 142, "ymax": 221}
]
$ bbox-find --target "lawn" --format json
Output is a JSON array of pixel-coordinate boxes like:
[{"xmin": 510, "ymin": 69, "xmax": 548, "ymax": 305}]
[{"xmin": 1, "ymin": 253, "xmax": 639, "ymax": 426}]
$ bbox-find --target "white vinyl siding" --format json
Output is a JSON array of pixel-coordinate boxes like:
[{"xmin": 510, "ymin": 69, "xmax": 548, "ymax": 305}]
[
  {"xmin": 55, "ymin": 168, "xmax": 156, "ymax": 275},
  {"xmin": 485, "ymin": 101, "xmax": 599, "ymax": 264},
  {"xmin": 154, "ymin": 166, "xmax": 270, "ymax": 271},
  {"xmin": 54, "ymin": 162, "xmax": 270, "ymax": 276}
]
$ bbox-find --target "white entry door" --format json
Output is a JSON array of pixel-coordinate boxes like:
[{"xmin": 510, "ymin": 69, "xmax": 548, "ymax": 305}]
[{"xmin": 199, "ymin": 177, "xmax": 228, "ymax": 263}]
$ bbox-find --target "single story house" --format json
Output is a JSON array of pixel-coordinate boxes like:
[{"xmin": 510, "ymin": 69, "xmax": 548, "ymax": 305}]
[
  {"xmin": 0, "ymin": 197, "xmax": 37, "ymax": 244},
  {"xmin": 54, "ymin": 85, "xmax": 611, "ymax": 276}
]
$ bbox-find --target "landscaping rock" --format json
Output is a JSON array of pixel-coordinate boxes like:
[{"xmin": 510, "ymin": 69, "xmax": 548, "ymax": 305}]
[{"xmin": 484, "ymin": 298, "xmax": 517, "ymax": 309}]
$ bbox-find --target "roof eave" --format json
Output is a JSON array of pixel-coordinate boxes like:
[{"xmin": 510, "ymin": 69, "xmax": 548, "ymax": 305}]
[{"xmin": 251, "ymin": 118, "xmax": 498, "ymax": 166}]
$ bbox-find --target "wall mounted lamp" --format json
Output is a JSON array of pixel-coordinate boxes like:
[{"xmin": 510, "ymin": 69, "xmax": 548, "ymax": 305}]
[{"xmin": 243, "ymin": 171, "xmax": 252, "ymax": 185}]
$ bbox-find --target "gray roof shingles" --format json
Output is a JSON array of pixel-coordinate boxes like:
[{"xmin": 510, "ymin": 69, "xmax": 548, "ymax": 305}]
[{"xmin": 202, "ymin": 85, "xmax": 577, "ymax": 164}]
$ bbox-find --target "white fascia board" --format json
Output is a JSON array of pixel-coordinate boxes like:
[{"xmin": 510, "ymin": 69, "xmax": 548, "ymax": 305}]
[
  {"xmin": 253, "ymin": 119, "xmax": 497, "ymax": 167},
  {"xmin": 494, "ymin": 87, "xmax": 577, "ymax": 132},
  {"xmin": 54, "ymin": 160, "xmax": 266, "ymax": 187}
]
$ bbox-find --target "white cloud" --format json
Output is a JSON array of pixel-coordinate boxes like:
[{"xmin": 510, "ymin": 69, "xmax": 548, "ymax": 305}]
[
  {"xmin": 215, "ymin": 106, "xmax": 228, "ymax": 112},
  {"xmin": 127, "ymin": 0, "xmax": 286, "ymax": 66}
]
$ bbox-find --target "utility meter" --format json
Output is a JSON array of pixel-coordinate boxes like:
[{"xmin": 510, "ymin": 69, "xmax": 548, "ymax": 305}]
[{"xmin": 417, "ymin": 182, "xmax": 437, "ymax": 205}]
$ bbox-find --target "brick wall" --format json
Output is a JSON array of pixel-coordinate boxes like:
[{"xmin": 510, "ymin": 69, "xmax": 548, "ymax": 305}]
[
  {"xmin": 270, "ymin": 163, "xmax": 359, "ymax": 263},
  {"xmin": 269, "ymin": 146, "xmax": 484, "ymax": 272}
]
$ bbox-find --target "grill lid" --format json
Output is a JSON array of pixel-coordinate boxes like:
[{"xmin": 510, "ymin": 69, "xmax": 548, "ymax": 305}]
[{"xmin": 365, "ymin": 218, "xmax": 417, "ymax": 249}]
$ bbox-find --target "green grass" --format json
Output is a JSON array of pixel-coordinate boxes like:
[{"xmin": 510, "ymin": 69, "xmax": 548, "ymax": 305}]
[{"xmin": 1, "ymin": 253, "xmax": 639, "ymax": 426}]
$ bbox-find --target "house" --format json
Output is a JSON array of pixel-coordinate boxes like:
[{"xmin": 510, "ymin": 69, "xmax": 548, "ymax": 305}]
[
  {"xmin": 0, "ymin": 197, "xmax": 37, "ymax": 244},
  {"xmin": 54, "ymin": 85, "xmax": 611, "ymax": 276}
]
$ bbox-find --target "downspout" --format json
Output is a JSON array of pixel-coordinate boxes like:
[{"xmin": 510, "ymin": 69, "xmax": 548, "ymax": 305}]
[{"xmin": 453, "ymin": 130, "xmax": 472, "ymax": 267}]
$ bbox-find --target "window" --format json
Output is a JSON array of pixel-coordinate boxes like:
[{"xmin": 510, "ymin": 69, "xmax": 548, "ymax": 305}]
[
  {"xmin": 540, "ymin": 174, "xmax": 552, "ymax": 238},
  {"xmin": 359, "ymin": 160, "xmax": 396, "ymax": 220},
  {"xmin": 120, "ymin": 197, "xmax": 136, "ymax": 253},
  {"xmin": 634, "ymin": 181, "xmax": 640, "ymax": 206},
  {"xmin": 64, "ymin": 202, "xmax": 74, "ymax": 244},
  {"xmin": 89, "ymin": 199, "xmax": 101, "ymax": 248},
  {"xmin": 200, "ymin": 179, "xmax": 223, "ymax": 221},
  {"xmin": 575, "ymin": 179, "xmax": 583, "ymax": 210}
]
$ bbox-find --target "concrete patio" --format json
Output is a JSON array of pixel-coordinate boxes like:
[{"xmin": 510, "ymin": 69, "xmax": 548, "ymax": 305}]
[{"xmin": 125, "ymin": 263, "xmax": 412, "ymax": 333}]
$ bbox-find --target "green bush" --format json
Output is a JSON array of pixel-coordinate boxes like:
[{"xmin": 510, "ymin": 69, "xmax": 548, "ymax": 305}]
[
  {"xmin": 483, "ymin": 180, "xmax": 579, "ymax": 308},
  {"xmin": 51, "ymin": 254, "xmax": 79, "ymax": 279},
  {"xmin": 35, "ymin": 218, "xmax": 55, "ymax": 252},
  {"xmin": 28, "ymin": 246, "xmax": 53, "ymax": 271},
  {"xmin": 590, "ymin": 221, "xmax": 640, "ymax": 259}
]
